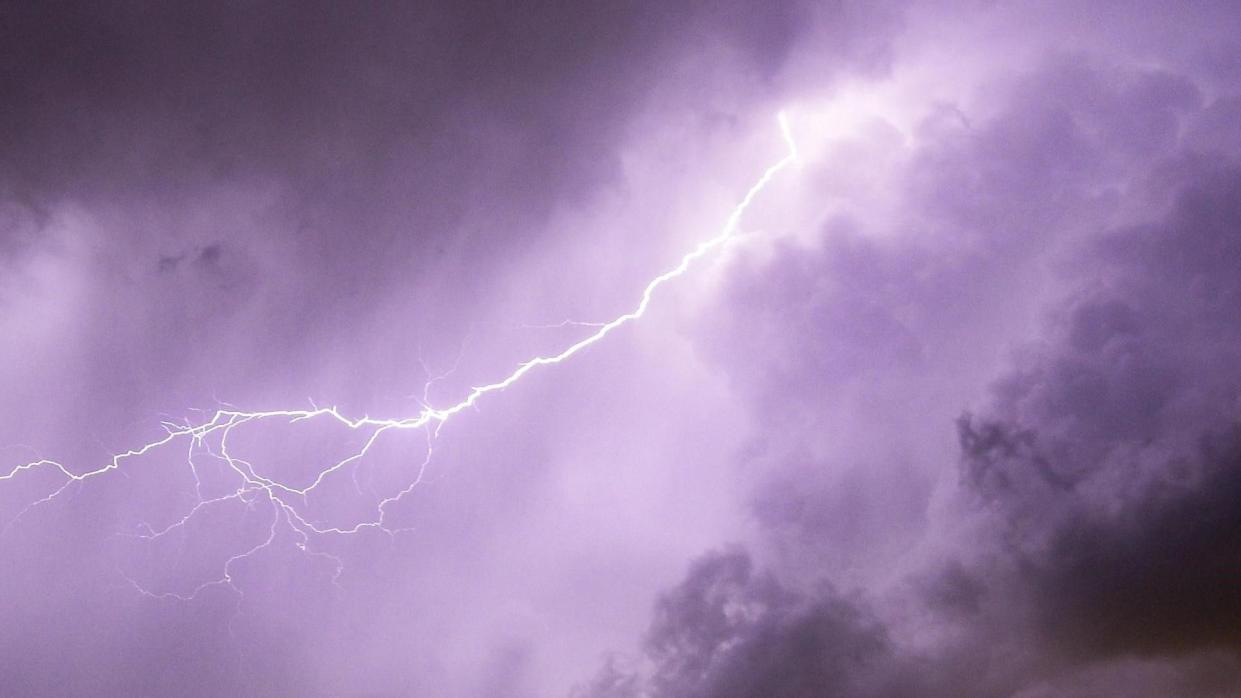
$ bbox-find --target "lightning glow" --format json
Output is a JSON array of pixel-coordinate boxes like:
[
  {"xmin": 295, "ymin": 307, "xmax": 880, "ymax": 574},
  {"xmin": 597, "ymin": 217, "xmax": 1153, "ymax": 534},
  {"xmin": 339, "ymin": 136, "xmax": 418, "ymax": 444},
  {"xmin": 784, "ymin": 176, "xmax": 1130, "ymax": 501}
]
[{"xmin": 1, "ymin": 113, "xmax": 799, "ymax": 601}]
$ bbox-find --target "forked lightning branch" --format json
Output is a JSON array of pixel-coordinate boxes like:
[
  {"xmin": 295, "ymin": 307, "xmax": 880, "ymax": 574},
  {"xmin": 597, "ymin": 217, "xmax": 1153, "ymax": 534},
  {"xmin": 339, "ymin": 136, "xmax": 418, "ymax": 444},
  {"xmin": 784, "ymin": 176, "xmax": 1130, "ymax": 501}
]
[{"xmin": 1, "ymin": 114, "xmax": 799, "ymax": 600}]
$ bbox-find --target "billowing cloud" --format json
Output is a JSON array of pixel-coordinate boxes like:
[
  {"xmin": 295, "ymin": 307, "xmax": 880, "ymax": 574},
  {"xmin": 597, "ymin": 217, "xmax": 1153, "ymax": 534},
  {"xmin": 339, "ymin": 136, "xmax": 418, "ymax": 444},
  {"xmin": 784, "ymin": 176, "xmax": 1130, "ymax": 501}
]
[
  {"xmin": 576, "ymin": 5, "xmax": 1241, "ymax": 696},
  {"xmin": 3, "ymin": 2, "xmax": 1241, "ymax": 697}
]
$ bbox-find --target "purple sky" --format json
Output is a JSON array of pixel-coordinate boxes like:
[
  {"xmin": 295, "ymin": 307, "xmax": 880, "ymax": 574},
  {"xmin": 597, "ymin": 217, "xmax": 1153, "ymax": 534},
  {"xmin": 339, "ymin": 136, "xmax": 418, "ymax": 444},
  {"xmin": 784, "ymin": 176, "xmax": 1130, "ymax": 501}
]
[{"xmin": 3, "ymin": 2, "xmax": 1241, "ymax": 696}]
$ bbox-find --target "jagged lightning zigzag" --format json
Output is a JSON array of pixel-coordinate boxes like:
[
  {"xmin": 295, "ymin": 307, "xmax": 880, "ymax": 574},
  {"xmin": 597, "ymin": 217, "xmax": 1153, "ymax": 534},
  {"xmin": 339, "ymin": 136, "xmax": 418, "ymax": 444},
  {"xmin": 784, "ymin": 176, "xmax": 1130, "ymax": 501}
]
[{"xmin": 1, "ymin": 113, "xmax": 798, "ymax": 599}]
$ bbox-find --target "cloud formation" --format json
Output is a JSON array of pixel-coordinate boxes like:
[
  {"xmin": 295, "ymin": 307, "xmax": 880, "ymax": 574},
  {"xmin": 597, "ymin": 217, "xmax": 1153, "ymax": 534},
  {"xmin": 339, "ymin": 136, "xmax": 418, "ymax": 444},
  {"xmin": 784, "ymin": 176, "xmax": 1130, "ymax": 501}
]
[
  {"xmin": 3, "ymin": 1, "xmax": 1241, "ymax": 696},
  {"xmin": 576, "ymin": 7, "xmax": 1241, "ymax": 696}
]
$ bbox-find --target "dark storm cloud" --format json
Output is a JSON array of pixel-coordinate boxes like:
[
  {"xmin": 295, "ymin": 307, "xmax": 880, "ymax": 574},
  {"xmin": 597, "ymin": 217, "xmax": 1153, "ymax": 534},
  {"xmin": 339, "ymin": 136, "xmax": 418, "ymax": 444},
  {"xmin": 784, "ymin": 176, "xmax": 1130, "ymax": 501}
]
[
  {"xmin": 0, "ymin": 3, "xmax": 917, "ymax": 697},
  {"xmin": 1030, "ymin": 428, "xmax": 1241, "ymax": 655},
  {"xmin": 0, "ymin": 0, "xmax": 850, "ymax": 308},
  {"xmin": 574, "ymin": 548, "xmax": 931, "ymax": 698},
  {"xmin": 641, "ymin": 549, "xmax": 892, "ymax": 697},
  {"xmin": 7, "ymin": 1, "xmax": 1241, "ymax": 696},
  {"xmin": 0, "ymin": 0, "xmax": 822, "ymax": 187},
  {"xmin": 0, "ymin": 0, "xmax": 890, "ymax": 425},
  {"xmin": 941, "ymin": 67, "xmax": 1241, "ymax": 695},
  {"xmin": 0, "ymin": 0, "xmax": 840, "ymax": 451},
  {"xmin": 955, "ymin": 160, "xmax": 1241, "ymax": 663},
  {"xmin": 0, "ymin": 4, "xmax": 662, "ymax": 236},
  {"xmin": 689, "ymin": 54, "xmax": 1199, "ymax": 582},
  {"xmin": 577, "ymin": 13, "xmax": 1241, "ymax": 697}
]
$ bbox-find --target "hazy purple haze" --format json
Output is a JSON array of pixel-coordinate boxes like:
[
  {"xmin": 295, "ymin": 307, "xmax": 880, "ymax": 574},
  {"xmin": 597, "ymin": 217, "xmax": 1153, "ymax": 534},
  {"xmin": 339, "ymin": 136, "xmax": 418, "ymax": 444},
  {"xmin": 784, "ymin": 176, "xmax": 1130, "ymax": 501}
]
[{"xmin": 2, "ymin": 2, "xmax": 1241, "ymax": 696}]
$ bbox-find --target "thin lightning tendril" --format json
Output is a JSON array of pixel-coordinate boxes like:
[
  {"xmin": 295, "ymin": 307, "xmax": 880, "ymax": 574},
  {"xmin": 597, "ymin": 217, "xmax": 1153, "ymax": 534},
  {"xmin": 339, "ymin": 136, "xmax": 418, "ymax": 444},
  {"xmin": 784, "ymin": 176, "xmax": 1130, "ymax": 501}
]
[{"xmin": 1, "ymin": 113, "xmax": 798, "ymax": 602}]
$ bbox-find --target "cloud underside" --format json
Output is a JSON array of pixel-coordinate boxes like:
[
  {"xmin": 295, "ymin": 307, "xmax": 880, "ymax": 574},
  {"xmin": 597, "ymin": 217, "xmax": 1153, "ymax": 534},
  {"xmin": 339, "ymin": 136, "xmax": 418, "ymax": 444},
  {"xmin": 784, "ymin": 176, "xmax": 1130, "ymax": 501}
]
[
  {"xmin": 578, "ymin": 27, "xmax": 1241, "ymax": 698},
  {"xmin": 2, "ymin": 2, "xmax": 1241, "ymax": 697}
]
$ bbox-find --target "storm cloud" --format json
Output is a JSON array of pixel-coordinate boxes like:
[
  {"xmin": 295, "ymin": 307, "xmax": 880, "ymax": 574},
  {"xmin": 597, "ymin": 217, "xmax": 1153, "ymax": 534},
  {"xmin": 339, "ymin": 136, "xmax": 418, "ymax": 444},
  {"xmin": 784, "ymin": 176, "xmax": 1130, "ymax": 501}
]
[{"xmin": 2, "ymin": 1, "xmax": 1241, "ymax": 697}]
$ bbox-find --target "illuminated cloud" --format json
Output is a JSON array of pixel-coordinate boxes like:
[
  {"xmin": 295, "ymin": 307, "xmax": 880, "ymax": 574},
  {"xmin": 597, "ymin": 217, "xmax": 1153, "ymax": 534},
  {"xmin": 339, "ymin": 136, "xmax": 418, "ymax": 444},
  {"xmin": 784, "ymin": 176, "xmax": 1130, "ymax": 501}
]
[{"xmin": 2, "ymin": 2, "xmax": 1240, "ymax": 696}]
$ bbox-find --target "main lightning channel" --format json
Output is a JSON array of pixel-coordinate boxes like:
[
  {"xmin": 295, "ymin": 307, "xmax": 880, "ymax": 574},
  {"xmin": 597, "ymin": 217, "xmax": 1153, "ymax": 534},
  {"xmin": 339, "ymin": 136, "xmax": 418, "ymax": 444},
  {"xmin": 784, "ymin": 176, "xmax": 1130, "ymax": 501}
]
[{"xmin": 1, "ymin": 113, "xmax": 799, "ymax": 596}]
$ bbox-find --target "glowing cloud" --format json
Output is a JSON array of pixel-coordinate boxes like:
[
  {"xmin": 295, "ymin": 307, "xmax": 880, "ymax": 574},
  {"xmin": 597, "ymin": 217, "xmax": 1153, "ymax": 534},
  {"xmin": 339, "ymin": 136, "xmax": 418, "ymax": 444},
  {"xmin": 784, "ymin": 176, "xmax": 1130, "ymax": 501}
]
[{"xmin": 1, "ymin": 113, "xmax": 799, "ymax": 601}]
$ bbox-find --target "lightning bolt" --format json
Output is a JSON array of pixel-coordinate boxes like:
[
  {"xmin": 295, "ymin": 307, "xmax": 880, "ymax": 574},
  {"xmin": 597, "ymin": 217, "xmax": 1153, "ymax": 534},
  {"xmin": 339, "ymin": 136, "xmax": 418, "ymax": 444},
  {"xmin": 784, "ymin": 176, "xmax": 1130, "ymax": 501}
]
[{"xmin": 1, "ymin": 112, "xmax": 798, "ymax": 602}]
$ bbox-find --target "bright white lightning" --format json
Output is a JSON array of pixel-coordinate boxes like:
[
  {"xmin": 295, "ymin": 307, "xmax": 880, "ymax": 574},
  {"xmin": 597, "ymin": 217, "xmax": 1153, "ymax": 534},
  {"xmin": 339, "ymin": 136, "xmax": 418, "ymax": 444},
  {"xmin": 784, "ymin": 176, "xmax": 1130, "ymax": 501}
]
[{"xmin": 1, "ymin": 113, "xmax": 799, "ymax": 600}]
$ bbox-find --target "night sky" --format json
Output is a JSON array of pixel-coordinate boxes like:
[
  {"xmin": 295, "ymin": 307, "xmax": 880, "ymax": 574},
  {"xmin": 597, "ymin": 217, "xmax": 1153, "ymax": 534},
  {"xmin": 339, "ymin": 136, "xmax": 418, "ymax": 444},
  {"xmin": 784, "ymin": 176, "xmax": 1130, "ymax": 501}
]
[{"xmin": 3, "ymin": 2, "xmax": 1241, "ymax": 696}]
